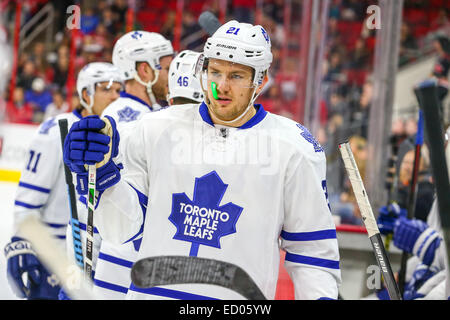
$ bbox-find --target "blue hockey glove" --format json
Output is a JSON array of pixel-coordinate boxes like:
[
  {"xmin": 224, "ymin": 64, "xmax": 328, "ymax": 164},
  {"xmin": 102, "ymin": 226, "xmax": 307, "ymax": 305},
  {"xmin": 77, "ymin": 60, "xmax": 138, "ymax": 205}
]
[
  {"xmin": 63, "ymin": 115, "xmax": 122, "ymax": 195},
  {"xmin": 58, "ymin": 287, "xmax": 71, "ymax": 300},
  {"xmin": 393, "ymin": 217, "xmax": 441, "ymax": 265},
  {"xmin": 403, "ymin": 263, "xmax": 438, "ymax": 300},
  {"xmin": 4, "ymin": 237, "xmax": 61, "ymax": 299},
  {"xmin": 377, "ymin": 203, "xmax": 407, "ymax": 235}
]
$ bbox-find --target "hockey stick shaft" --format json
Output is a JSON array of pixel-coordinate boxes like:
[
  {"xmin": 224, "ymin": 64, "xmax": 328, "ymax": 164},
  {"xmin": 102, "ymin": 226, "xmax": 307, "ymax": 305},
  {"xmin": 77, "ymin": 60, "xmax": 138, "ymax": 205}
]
[
  {"xmin": 398, "ymin": 109, "xmax": 424, "ymax": 294},
  {"xmin": 17, "ymin": 215, "xmax": 99, "ymax": 300},
  {"xmin": 131, "ymin": 255, "xmax": 266, "ymax": 300},
  {"xmin": 84, "ymin": 165, "xmax": 95, "ymax": 280},
  {"xmin": 339, "ymin": 142, "xmax": 402, "ymax": 300},
  {"xmin": 414, "ymin": 81, "xmax": 450, "ymax": 288},
  {"xmin": 58, "ymin": 119, "xmax": 84, "ymax": 269}
]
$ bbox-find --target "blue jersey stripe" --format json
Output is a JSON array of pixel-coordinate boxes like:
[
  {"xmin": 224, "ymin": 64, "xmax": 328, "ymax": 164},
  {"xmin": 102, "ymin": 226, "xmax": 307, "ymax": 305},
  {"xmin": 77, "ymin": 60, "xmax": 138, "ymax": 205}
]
[
  {"xmin": 14, "ymin": 200, "xmax": 44, "ymax": 209},
  {"xmin": 94, "ymin": 279, "xmax": 128, "ymax": 294},
  {"xmin": 281, "ymin": 229, "xmax": 337, "ymax": 241},
  {"xmin": 129, "ymin": 284, "xmax": 219, "ymax": 300},
  {"xmin": 18, "ymin": 182, "xmax": 51, "ymax": 194},
  {"xmin": 98, "ymin": 252, "xmax": 133, "ymax": 268},
  {"xmin": 46, "ymin": 222, "xmax": 67, "ymax": 228},
  {"xmin": 285, "ymin": 252, "xmax": 340, "ymax": 270}
]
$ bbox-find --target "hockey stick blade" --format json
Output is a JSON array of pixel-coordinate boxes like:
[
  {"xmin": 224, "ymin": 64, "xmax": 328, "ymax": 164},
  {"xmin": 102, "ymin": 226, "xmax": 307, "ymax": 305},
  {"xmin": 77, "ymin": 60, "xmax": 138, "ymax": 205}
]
[{"xmin": 131, "ymin": 256, "xmax": 266, "ymax": 300}]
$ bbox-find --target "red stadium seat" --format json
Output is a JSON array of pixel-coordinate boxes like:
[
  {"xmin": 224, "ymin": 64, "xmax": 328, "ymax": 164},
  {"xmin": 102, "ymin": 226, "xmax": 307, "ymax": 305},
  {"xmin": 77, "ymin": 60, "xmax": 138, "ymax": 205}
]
[{"xmin": 346, "ymin": 69, "xmax": 367, "ymax": 87}]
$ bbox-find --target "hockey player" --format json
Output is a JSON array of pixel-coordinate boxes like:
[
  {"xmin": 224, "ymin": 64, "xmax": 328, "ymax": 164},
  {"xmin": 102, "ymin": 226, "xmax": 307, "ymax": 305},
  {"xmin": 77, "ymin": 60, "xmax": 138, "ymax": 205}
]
[
  {"xmin": 167, "ymin": 50, "xmax": 204, "ymax": 106},
  {"xmin": 89, "ymin": 30, "xmax": 174, "ymax": 299},
  {"xmin": 377, "ymin": 126, "xmax": 450, "ymax": 299},
  {"xmin": 4, "ymin": 62, "xmax": 122, "ymax": 300},
  {"xmin": 63, "ymin": 20, "xmax": 341, "ymax": 299}
]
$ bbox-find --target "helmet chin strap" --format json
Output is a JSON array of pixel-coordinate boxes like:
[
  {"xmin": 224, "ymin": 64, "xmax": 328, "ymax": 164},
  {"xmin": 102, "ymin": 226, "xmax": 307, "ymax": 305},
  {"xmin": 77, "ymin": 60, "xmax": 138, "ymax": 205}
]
[
  {"xmin": 200, "ymin": 71, "xmax": 261, "ymax": 126},
  {"xmin": 134, "ymin": 70, "xmax": 161, "ymax": 109},
  {"xmin": 80, "ymin": 93, "xmax": 94, "ymax": 114}
]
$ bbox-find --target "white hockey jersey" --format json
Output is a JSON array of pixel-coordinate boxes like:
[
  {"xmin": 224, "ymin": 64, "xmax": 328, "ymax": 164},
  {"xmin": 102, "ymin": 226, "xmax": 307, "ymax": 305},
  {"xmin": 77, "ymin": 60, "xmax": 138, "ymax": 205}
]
[
  {"xmin": 13, "ymin": 110, "xmax": 84, "ymax": 252},
  {"xmin": 90, "ymin": 91, "xmax": 154, "ymax": 299},
  {"xmin": 94, "ymin": 102, "xmax": 342, "ymax": 300}
]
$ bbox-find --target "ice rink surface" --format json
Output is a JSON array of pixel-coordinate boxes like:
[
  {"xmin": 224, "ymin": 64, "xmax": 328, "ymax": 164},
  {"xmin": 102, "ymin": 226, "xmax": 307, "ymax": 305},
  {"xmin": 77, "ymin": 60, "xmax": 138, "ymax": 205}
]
[{"xmin": 0, "ymin": 181, "xmax": 19, "ymax": 299}]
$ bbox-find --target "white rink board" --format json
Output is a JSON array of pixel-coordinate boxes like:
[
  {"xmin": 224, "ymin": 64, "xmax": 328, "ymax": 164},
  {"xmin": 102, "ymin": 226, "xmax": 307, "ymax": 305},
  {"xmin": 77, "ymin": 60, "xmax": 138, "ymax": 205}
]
[{"xmin": 0, "ymin": 181, "xmax": 19, "ymax": 299}]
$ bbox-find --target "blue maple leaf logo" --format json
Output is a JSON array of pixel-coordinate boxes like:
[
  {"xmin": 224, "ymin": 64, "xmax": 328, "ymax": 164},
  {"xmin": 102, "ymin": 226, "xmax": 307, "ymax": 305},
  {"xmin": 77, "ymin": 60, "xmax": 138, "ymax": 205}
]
[
  {"xmin": 39, "ymin": 118, "xmax": 56, "ymax": 134},
  {"xmin": 296, "ymin": 123, "xmax": 323, "ymax": 152},
  {"xmin": 169, "ymin": 171, "xmax": 243, "ymax": 256},
  {"xmin": 131, "ymin": 31, "xmax": 143, "ymax": 40},
  {"xmin": 117, "ymin": 106, "xmax": 140, "ymax": 122}
]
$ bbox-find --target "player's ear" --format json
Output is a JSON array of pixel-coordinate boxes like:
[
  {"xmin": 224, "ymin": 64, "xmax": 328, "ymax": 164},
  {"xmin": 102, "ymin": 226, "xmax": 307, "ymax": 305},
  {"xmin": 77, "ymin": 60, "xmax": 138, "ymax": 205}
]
[
  {"xmin": 82, "ymin": 88, "xmax": 91, "ymax": 106},
  {"xmin": 137, "ymin": 62, "xmax": 154, "ymax": 82},
  {"xmin": 255, "ymin": 72, "xmax": 269, "ymax": 96}
]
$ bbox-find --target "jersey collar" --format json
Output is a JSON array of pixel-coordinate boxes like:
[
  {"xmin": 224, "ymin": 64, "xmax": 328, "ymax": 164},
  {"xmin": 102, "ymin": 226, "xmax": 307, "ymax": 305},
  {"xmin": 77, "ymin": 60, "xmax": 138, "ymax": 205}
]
[
  {"xmin": 120, "ymin": 91, "xmax": 153, "ymax": 111},
  {"xmin": 198, "ymin": 102, "xmax": 267, "ymax": 129},
  {"xmin": 72, "ymin": 109, "xmax": 83, "ymax": 119}
]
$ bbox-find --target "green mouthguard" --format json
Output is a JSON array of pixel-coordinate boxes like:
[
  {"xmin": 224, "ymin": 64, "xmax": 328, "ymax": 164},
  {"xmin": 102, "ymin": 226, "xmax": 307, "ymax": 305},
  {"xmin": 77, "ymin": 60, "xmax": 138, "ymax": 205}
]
[{"xmin": 211, "ymin": 82, "xmax": 218, "ymax": 99}]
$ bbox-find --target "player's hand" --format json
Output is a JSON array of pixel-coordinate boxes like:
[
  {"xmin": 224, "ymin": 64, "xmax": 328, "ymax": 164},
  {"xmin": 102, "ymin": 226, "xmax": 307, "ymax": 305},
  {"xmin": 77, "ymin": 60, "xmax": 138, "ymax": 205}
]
[
  {"xmin": 377, "ymin": 203, "xmax": 406, "ymax": 235},
  {"xmin": 63, "ymin": 115, "xmax": 122, "ymax": 194},
  {"xmin": 393, "ymin": 217, "xmax": 441, "ymax": 265},
  {"xmin": 4, "ymin": 237, "xmax": 60, "ymax": 299}
]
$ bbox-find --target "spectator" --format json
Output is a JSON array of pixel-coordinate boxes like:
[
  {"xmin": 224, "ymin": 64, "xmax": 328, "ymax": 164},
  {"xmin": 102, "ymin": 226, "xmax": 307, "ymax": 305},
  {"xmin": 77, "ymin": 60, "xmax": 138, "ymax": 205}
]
[
  {"xmin": 6, "ymin": 87, "xmax": 33, "ymax": 124},
  {"xmin": 25, "ymin": 77, "xmax": 53, "ymax": 119},
  {"xmin": 232, "ymin": 0, "xmax": 255, "ymax": 24},
  {"xmin": 180, "ymin": 10, "xmax": 204, "ymax": 51},
  {"xmin": 398, "ymin": 22, "xmax": 419, "ymax": 66},
  {"xmin": 16, "ymin": 60, "xmax": 36, "ymax": 91},
  {"xmin": 43, "ymin": 91, "xmax": 69, "ymax": 121},
  {"xmin": 330, "ymin": 135, "xmax": 367, "ymax": 225},
  {"xmin": 80, "ymin": 7, "xmax": 100, "ymax": 35},
  {"xmin": 396, "ymin": 145, "xmax": 435, "ymax": 222}
]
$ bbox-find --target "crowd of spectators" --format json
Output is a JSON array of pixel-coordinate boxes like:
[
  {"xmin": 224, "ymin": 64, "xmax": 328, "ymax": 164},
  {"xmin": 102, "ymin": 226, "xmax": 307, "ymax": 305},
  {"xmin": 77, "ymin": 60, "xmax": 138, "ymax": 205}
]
[{"xmin": 1, "ymin": 0, "xmax": 449, "ymax": 225}]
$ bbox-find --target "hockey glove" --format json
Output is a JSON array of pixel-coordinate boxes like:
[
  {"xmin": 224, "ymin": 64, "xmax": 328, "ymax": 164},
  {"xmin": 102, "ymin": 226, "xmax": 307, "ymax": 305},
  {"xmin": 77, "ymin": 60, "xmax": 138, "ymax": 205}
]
[
  {"xmin": 63, "ymin": 115, "xmax": 122, "ymax": 195},
  {"xmin": 4, "ymin": 237, "xmax": 61, "ymax": 299},
  {"xmin": 393, "ymin": 217, "xmax": 442, "ymax": 265},
  {"xmin": 377, "ymin": 203, "xmax": 407, "ymax": 235},
  {"xmin": 403, "ymin": 263, "xmax": 439, "ymax": 300}
]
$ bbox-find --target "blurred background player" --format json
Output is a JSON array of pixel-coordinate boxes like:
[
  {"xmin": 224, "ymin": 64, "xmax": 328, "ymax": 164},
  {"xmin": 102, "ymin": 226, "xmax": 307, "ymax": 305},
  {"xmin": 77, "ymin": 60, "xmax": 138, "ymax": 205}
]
[
  {"xmin": 63, "ymin": 20, "xmax": 341, "ymax": 300},
  {"xmin": 3, "ymin": 61, "xmax": 122, "ymax": 300},
  {"xmin": 167, "ymin": 50, "xmax": 204, "ymax": 106},
  {"xmin": 59, "ymin": 62, "xmax": 124, "ymax": 300},
  {"xmin": 90, "ymin": 30, "xmax": 174, "ymax": 299}
]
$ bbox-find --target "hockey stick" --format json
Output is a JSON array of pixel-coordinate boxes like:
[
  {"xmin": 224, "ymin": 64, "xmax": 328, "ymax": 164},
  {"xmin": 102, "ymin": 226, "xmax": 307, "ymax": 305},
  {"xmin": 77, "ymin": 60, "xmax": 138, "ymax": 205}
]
[
  {"xmin": 16, "ymin": 215, "xmax": 99, "ymax": 300},
  {"xmin": 84, "ymin": 164, "xmax": 95, "ymax": 280},
  {"xmin": 338, "ymin": 141, "xmax": 402, "ymax": 300},
  {"xmin": 397, "ymin": 107, "xmax": 425, "ymax": 295},
  {"xmin": 131, "ymin": 255, "xmax": 266, "ymax": 300},
  {"xmin": 58, "ymin": 119, "xmax": 84, "ymax": 269},
  {"xmin": 198, "ymin": 11, "xmax": 222, "ymax": 36},
  {"xmin": 413, "ymin": 79, "xmax": 450, "ymax": 290}
]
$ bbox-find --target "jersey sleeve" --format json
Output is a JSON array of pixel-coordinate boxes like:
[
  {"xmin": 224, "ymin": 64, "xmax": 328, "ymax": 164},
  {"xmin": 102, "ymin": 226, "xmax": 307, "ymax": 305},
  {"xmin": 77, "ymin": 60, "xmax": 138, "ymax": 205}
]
[
  {"xmin": 280, "ymin": 150, "xmax": 341, "ymax": 300},
  {"xmin": 94, "ymin": 118, "xmax": 149, "ymax": 245},
  {"xmin": 12, "ymin": 120, "xmax": 62, "ymax": 234}
]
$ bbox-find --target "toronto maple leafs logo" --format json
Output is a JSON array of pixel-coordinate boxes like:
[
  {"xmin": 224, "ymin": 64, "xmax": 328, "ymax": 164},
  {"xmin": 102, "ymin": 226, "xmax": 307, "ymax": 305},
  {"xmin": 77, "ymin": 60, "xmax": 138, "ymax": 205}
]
[
  {"xmin": 131, "ymin": 31, "xmax": 143, "ymax": 40},
  {"xmin": 169, "ymin": 171, "xmax": 243, "ymax": 256},
  {"xmin": 39, "ymin": 118, "xmax": 56, "ymax": 134},
  {"xmin": 117, "ymin": 106, "xmax": 140, "ymax": 122},
  {"xmin": 296, "ymin": 123, "xmax": 323, "ymax": 153}
]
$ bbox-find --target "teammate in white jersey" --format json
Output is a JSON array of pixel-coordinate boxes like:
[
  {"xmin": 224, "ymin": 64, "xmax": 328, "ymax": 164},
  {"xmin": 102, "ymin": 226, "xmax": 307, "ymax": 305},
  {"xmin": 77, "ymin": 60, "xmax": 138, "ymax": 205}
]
[
  {"xmin": 4, "ymin": 62, "xmax": 122, "ymax": 300},
  {"xmin": 90, "ymin": 30, "xmax": 174, "ymax": 299},
  {"xmin": 63, "ymin": 20, "xmax": 341, "ymax": 300},
  {"xmin": 167, "ymin": 50, "xmax": 204, "ymax": 106}
]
